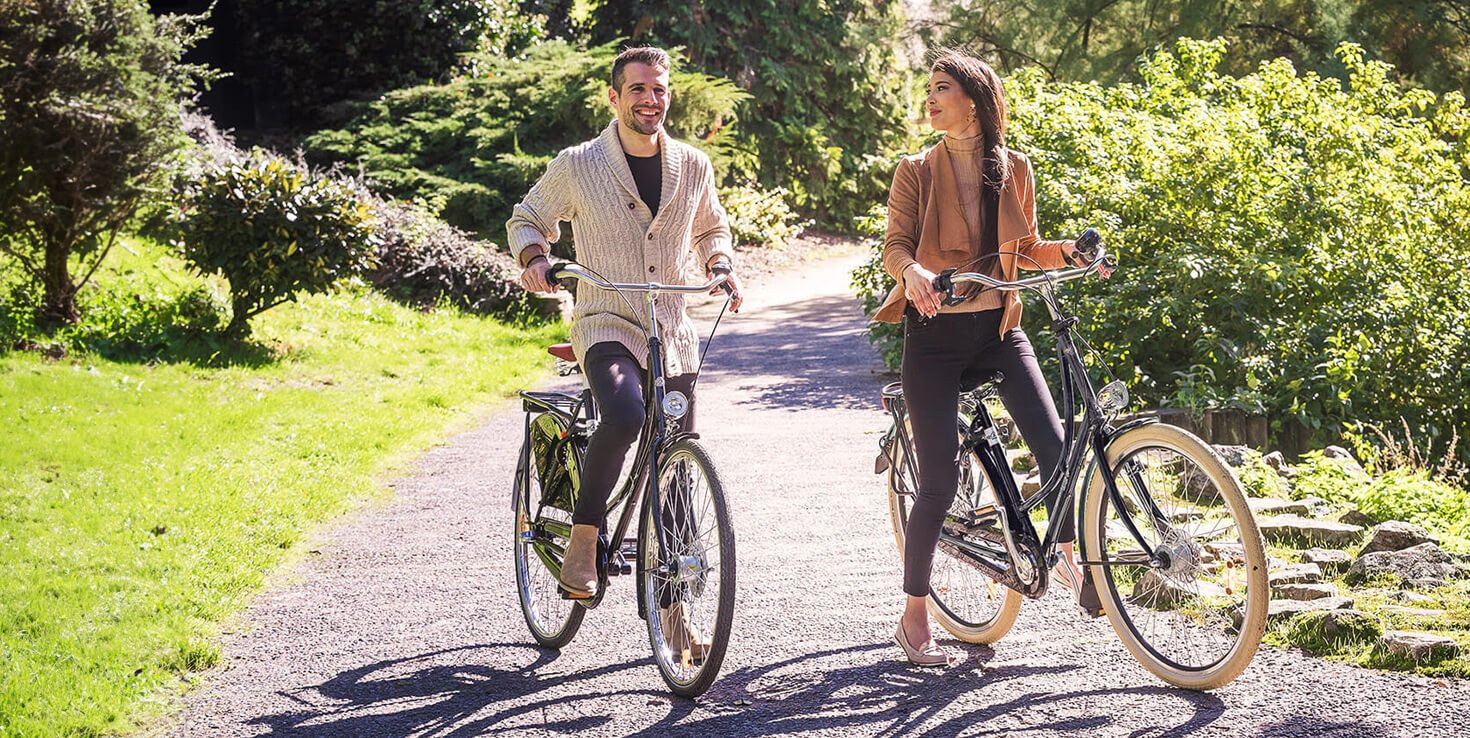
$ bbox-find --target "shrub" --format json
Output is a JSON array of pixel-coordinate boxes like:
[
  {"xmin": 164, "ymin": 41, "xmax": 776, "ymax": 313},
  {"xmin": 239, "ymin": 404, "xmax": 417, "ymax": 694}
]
[
  {"xmin": 303, "ymin": 40, "xmax": 749, "ymax": 237},
  {"xmin": 231, "ymin": 0, "xmax": 542, "ymax": 126},
  {"xmin": 368, "ymin": 198, "xmax": 533, "ymax": 319},
  {"xmin": 849, "ymin": 203, "xmax": 902, "ymax": 369},
  {"xmin": 720, "ymin": 185, "xmax": 808, "ymax": 249},
  {"xmin": 0, "ymin": 0, "xmax": 208, "ymax": 323},
  {"xmin": 172, "ymin": 150, "xmax": 379, "ymax": 336},
  {"xmin": 1291, "ymin": 452, "xmax": 1470, "ymax": 551}
]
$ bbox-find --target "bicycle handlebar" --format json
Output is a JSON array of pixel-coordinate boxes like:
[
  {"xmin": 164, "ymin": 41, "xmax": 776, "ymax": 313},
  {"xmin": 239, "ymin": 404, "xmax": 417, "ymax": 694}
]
[
  {"xmin": 547, "ymin": 262, "xmax": 731, "ymax": 295},
  {"xmin": 932, "ymin": 228, "xmax": 1114, "ymax": 303}
]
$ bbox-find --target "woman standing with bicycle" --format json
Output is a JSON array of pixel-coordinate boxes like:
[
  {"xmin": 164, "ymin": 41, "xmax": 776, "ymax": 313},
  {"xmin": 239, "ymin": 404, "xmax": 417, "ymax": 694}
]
[{"xmin": 873, "ymin": 49, "xmax": 1087, "ymax": 666}]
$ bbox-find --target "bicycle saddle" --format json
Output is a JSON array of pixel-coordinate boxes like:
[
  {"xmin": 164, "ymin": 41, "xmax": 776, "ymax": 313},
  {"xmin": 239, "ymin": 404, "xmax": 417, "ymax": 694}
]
[{"xmin": 547, "ymin": 343, "xmax": 577, "ymax": 363}]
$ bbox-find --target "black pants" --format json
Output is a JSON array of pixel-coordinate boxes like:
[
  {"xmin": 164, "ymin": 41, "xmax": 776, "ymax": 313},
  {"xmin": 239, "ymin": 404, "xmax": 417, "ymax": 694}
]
[
  {"xmin": 573, "ymin": 342, "xmax": 697, "ymax": 527},
  {"xmin": 900, "ymin": 307, "xmax": 1069, "ymax": 598}
]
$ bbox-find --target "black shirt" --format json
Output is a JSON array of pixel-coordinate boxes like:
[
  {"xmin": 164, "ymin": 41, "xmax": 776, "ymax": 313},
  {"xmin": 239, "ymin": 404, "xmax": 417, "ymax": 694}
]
[{"xmin": 625, "ymin": 150, "xmax": 662, "ymax": 218}]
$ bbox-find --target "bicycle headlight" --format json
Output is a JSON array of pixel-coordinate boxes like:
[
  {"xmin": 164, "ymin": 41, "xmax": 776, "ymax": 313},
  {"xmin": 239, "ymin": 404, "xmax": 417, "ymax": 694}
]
[
  {"xmin": 662, "ymin": 390, "xmax": 689, "ymax": 420},
  {"xmin": 1098, "ymin": 380, "xmax": 1130, "ymax": 414}
]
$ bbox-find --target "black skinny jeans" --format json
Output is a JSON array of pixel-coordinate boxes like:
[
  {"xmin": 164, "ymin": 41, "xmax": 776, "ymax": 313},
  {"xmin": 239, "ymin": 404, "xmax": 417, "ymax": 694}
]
[
  {"xmin": 900, "ymin": 307, "xmax": 1070, "ymax": 598},
  {"xmin": 573, "ymin": 342, "xmax": 697, "ymax": 527}
]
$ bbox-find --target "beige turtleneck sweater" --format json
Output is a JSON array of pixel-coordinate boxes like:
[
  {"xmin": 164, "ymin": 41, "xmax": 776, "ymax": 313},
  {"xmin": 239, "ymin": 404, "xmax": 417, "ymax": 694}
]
[{"xmin": 939, "ymin": 134, "xmax": 1006, "ymax": 313}]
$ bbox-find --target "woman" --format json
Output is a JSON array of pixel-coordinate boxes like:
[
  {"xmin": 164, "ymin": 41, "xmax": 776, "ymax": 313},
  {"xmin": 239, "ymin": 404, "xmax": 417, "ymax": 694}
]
[{"xmin": 873, "ymin": 50, "xmax": 1086, "ymax": 666}]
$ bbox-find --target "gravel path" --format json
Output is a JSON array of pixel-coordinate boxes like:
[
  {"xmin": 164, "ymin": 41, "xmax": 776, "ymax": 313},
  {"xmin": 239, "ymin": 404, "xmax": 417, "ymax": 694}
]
[{"xmin": 171, "ymin": 248, "xmax": 1467, "ymax": 737}]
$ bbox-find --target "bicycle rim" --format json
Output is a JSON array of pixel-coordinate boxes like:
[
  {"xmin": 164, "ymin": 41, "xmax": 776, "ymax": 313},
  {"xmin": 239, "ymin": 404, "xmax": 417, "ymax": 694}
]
[
  {"xmin": 887, "ymin": 420, "xmax": 1022, "ymax": 644},
  {"xmin": 1082, "ymin": 423, "xmax": 1268, "ymax": 689},
  {"xmin": 514, "ymin": 441, "xmax": 585, "ymax": 648},
  {"xmin": 638, "ymin": 439, "xmax": 734, "ymax": 698}
]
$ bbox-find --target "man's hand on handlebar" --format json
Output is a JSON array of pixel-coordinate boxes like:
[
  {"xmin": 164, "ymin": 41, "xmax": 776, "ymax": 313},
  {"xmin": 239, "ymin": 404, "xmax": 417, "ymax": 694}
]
[
  {"xmin": 707, "ymin": 258, "xmax": 743, "ymax": 312},
  {"xmin": 518, "ymin": 254, "xmax": 558, "ymax": 293}
]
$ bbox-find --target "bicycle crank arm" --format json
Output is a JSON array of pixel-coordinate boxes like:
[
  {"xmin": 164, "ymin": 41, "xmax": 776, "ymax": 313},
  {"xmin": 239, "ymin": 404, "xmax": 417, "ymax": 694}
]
[{"xmin": 937, "ymin": 533, "xmax": 1027, "ymax": 594}]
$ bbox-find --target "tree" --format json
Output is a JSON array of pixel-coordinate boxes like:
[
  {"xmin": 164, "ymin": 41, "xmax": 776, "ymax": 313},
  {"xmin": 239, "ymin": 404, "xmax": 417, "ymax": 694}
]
[{"xmin": 0, "ymin": 0, "xmax": 208, "ymax": 324}]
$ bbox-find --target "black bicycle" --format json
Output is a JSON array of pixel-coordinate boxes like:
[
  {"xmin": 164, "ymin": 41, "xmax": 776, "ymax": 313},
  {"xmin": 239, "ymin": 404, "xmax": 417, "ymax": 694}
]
[
  {"xmin": 511, "ymin": 262, "xmax": 735, "ymax": 698},
  {"xmin": 877, "ymin": 231, "xmax": 1269, "ymax": 689}
]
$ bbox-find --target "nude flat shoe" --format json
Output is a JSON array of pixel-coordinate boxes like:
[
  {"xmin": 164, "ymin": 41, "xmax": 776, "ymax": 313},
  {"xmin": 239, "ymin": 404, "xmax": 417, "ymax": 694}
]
[
  {"xmin": 558, "ymin": 523, "xmax": 599, "ymax": 598},
  {"xmin": 894, "ymin": 622, "xmax": 950, "ymax": 667}
]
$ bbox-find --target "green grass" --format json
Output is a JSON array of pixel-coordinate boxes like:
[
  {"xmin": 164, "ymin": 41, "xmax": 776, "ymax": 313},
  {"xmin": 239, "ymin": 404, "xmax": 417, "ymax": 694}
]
[{"xmin": 0, "ymin": 239, "xmax": 564, "ymax": 736}]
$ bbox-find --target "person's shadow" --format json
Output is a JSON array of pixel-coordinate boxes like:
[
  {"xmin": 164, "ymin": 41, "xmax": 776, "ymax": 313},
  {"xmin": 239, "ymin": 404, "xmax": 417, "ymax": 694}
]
[{"xmin": 247, "ymin": 641, "xmax": 1238, "ymax": 737}]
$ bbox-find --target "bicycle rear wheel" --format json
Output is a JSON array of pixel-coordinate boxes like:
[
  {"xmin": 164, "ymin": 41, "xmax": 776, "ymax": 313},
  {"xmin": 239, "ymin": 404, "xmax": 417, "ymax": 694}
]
[
  {"xmin": 638, "ymin": 439, "xmax": 734, "ymax": 698},
  {"xmin": 886, "ymin": 417, "xmax": 1022, "ymax": 644},
  {"xmin": 513, "ymin": 438, "xmax": 585, "ymax": 648},
  {"xmin": 1080, "ymin": 423, "xmax": 1268, "ymax": 689}
]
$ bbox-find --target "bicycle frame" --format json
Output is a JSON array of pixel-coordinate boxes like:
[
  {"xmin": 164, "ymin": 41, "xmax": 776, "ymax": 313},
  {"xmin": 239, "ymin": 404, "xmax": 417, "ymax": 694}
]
[
  {"xmin": 515, "ymin": 265, "xmax": 728, "ymax": 614},
  {"xmin": 883, "ymin": 247, "xmax": 1171, "ymax": 599}
]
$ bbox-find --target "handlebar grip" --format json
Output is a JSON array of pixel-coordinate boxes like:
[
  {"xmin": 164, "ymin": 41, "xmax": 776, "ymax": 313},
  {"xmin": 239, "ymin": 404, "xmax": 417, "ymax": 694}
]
[
  {"xmin": 545, "ymin": 261, "xmax": 570, "ymax": 282},
  {"xmin": 1074, "ymin": 228, "xmax": 1102, "ymax": 264}
]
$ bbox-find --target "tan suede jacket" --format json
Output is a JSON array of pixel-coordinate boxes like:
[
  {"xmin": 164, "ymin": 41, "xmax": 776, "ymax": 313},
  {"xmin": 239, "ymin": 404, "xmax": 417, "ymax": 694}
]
[{"xmin": 875, "ymin": 141, "xmax": 1073, "ymax": 336}]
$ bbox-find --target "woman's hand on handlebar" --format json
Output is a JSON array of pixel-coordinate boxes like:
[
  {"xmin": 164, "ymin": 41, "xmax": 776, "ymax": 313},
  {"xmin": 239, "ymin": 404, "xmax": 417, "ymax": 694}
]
[
  {"xmin": 518, "ymin": 255, "xmax": 558, "ymax": 293},
  {"xmin": 717, "ymin": 271, "xmax": 744, "ymax": 312},
  {"xmin": 903, "ymin": 263, "xmax": 943, "ymax": 318}
]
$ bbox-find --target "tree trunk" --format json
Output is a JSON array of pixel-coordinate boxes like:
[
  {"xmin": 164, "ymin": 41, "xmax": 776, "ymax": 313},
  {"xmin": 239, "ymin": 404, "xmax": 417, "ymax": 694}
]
[
  {"xmin": 226, "ymin": 297, "xmax": 253, "ymax": 338},
  {"xmin": 40, "ymin": 243, "xmax": 79, "ymax": 325}
]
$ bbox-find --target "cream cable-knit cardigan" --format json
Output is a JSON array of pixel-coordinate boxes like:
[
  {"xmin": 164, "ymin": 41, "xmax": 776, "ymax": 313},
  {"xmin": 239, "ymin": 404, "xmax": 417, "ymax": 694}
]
[{"xmin": 506, "ymin": 120, "xmax": 734, "ymax": 376}]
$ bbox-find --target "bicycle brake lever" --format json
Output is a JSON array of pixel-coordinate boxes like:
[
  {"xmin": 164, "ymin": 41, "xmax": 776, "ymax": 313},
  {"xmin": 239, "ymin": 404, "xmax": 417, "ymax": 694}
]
[{"xmin": 933, "ymin": 268, "xmax": 966, "ymax": 306}]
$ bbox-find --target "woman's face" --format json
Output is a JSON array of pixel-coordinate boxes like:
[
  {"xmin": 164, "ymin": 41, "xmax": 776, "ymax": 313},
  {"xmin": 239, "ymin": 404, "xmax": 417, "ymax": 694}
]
[{"xmin": 926, "ymin": 71, "xmax": 976, "ymax": 135}]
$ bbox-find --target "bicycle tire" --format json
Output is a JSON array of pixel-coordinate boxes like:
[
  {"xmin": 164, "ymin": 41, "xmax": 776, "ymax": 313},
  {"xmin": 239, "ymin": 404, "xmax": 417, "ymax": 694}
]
[
  {"xmin": 1080, "ymin": 423, "xmax": 1268, "ymax": 689},
  {"xmin": 637, "ymin": 439, "xmax": 735, "ymax": 698},
  {"xmin": 513, "ymin": 437, "xmax": 586, "ymax": 649},
  {"xmin": 886, "ymin": 418, "xmax": 1022, "ymax": 644}
]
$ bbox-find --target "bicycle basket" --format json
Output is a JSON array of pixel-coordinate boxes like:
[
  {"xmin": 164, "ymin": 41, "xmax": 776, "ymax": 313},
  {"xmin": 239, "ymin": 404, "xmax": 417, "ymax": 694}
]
[{"xmin": 529, "ymin": 412, "xmax": 583, "ymax": 512}]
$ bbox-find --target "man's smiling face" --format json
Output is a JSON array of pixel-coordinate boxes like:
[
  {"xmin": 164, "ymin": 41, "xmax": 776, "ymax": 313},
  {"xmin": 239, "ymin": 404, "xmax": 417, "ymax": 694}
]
[{"xmin": 611, "ymin": 62, "xmax": 671, "ymax": 136}]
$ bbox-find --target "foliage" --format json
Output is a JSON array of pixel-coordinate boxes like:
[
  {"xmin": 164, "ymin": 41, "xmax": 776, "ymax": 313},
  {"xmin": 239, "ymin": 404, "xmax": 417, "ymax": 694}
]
[
  {"xmin": 1279, "ymin": 609, "xmax": 1381, "ymax": 656},
  {"xmin": 590, "ymin": 0, "xmax": 916, "ymax": 227},
  {"xmin": 926, "ymin": 0, "xmax": 1470, "ymax": 100},
  {"xmin": 849, "ymin": 203, "xmax": 903, "ymax": 368},
  {"xmin": 1290, "ymin": 452, "xmax": 1470, "ymax": 551},
  {"xmin": 0, "ymin": 0, "xmax": 208, "ymax": 323},
  {"xmin": 172, "ymin": 150, "xmax": 379, "ymax": 336},
  {"xmin": 998, "ymin": 39, "xmax": 1469, "ymax": 466},
  {"xmin": 231, "ymin": 0, "xmax": 540, "ymax": 126},
  {"xmin": 719, "ymin": 184, "xmax": 809, "ymax": 249},
  {"xmin": 1234, "ymin": 449, "xmax": 1289, "ymax": 499},
  {"xmin": 368, "ymin": 197, "xmax": 537, "ymax": 319},
  {"xmin": 303, "ymin": 40, "xmax": 749, "ymax": 238},
  {"xmin": 0, "ymin": 236, "xmax": 566, "ymax": 735}
]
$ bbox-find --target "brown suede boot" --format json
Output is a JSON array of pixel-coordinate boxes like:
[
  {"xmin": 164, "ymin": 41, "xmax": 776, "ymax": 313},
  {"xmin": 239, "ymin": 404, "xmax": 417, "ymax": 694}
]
[{"xmin": 559, "ymin": 523, "xmax": 599, "ymax": 598}]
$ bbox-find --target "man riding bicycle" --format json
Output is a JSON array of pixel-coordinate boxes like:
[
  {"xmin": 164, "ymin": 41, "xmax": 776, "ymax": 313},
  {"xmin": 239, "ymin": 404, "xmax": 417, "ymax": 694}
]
[{"xmin": 507, "ymin": 46, "xmax": 745, "ymax": 656}]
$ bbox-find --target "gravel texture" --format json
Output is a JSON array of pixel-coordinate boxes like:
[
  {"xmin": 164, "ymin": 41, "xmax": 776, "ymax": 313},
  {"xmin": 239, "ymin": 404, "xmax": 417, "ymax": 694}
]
[{"xmin": 169, "ymin": 247, "xmax": 1468, "ymax": 737}]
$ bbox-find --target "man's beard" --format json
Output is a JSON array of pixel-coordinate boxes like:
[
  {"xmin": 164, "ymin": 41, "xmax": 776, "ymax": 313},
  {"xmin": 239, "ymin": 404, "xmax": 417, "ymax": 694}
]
[{"xmin": 624, "ymin": 109, "xmax": 665, "ymax": 136}]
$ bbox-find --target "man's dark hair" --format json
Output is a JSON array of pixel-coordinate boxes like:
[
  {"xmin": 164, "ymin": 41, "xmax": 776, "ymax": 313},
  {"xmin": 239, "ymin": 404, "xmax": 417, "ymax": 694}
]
[{"xmin": 611, "ymin": 47, "xmax": 671, "ymax": 92}]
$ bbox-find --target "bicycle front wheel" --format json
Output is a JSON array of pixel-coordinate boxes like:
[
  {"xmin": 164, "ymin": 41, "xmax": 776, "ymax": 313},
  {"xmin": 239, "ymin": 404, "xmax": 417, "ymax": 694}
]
[
  {"xmin": 1080, "ymin": 423, "xmax": 1268, "ymax": 689},
  {"xmin": 638, "ymin": 439, "xmax": 735, "ymax": 698},
  {"xmin": 513, "ymin": 438, "xmax": 585, "ymax": 649},
  {"xmin": 886, "ymin": 418, "xmax": 1022, "ymax": 644}
]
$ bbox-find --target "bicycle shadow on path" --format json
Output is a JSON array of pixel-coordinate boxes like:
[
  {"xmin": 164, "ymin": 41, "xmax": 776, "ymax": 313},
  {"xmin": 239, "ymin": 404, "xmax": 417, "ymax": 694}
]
[{"xmin": 245, "ymin": 641, "xmax": 1234, "ymax": 737}]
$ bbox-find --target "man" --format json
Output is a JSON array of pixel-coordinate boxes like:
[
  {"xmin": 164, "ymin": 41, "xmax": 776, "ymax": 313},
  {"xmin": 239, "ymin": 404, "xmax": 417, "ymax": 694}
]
[{"xmin": 507, "ymin": 47, "xmax": 743, "ymax": 655}]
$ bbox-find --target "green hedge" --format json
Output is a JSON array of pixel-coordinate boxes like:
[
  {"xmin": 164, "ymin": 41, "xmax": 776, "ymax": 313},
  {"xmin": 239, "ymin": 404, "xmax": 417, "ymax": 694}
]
[
  {"xmin": 303, "ymin": 40, "xmax": 748, "ymax": 239},
  {"xmin": 855, "ymin": 39, "xmax": 1470, "ymax": 464}
]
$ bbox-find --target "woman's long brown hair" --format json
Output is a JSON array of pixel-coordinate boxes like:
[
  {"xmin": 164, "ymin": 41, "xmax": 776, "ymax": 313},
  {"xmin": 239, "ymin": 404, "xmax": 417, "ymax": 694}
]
[{"xmin": 931, "ymin": 49, "xmax": 1011, "ymax": 191}]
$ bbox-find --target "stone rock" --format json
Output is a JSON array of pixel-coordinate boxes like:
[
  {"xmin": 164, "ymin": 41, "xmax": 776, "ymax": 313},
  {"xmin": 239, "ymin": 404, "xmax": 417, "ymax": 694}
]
[
  {"xmin": 1322, "ymin": 446, "xmax": 1369, "ymax": 478},
  {"xmin": 1345, "ymin": 542, "xmax": 1460, "ymax": 586},
  {"xmin": 1300, "ymin": 548, "xmax": 1353, "ymax": 576},
  {"xmin": 1019, "ymin": 473, "xmax": 1040, "ymax": 496},
  {"xmin": 1265, "ymin": 596, "xmax": 1356, "ymax": 625},
  {"xmin": 1379, "ymin": 605, "xmax": 1446, "ymax": 621},
  {"xmin": 1339, "ymin": 508, "xmax": 1377, "ymax": 527},
  {"xmin": 1273, "ymin": 583, "xmax": 1337, "ymax": 601},
  {"xmin": 1377, "ymin": 630, "xmax": 1461, "ymax": 662},
  {"xmin": 1257, "ymin": 515, "xmax": 1365, "ymax": 548},
  {"xmin": 1403, "ymin": 577, "xmax": 1449, "ymax": 591},
  {"xmin": 1360, "ymin": 521, "xmax": 1437, "ymax": 555},
  {"xmin": 1262, "ymin": 451, "xmax": 1289, "ymax": 474},
  {"xmin": 1248, "ymin": 497, "xmax": 1312, "ymax": 516},
  {"xmin": 1270, "ymin": 563, "xmax": 1324, "ymax": 585},
  {"xmin": 1313, "ymin": 610, "xmax": 1380, "ymax": 644},
  {"xmin": 1008, "ymin": 448, "xmax": 1035, "ymax": 472},
  {"xmin": 1391, "ymin": 590, "xmax": 1439, "ymax": 605},
  {"xmin": 1132, "ymin": 569, "xmax": 1229, "ymax": 608},
  {"xmin": 1213, "ymin": 444, "xmax": 1254, "ymax": 467},
  {"xmin": 1170, "ymin": 509, "xmax": 1207, "ymax": 524},
  {"xmin": 1180, "ymin": 469, "xmax": 1223, "ymax": 504}
]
